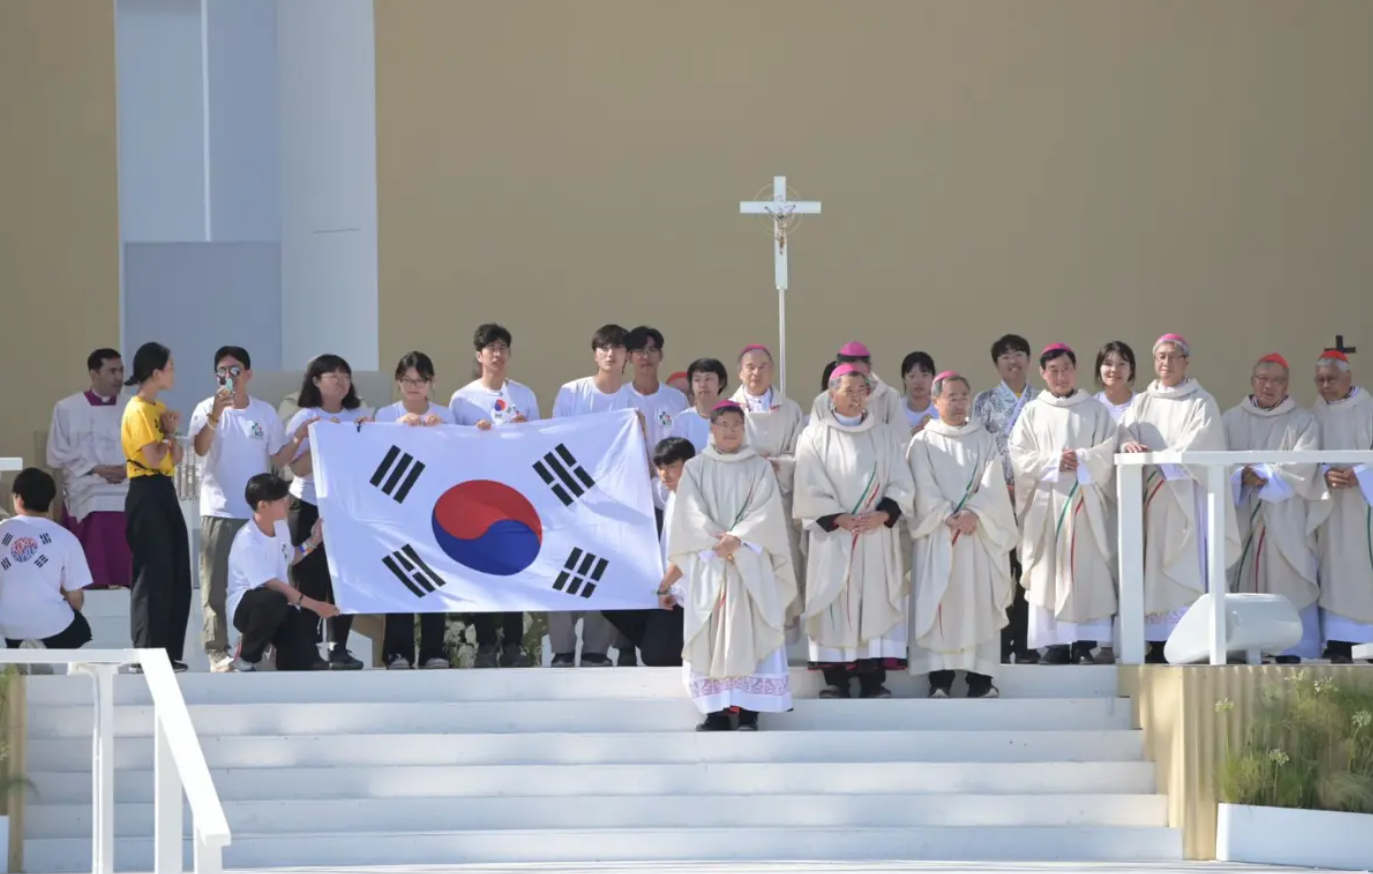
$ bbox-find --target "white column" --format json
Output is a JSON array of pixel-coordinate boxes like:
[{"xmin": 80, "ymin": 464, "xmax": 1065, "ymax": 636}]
[
  {"xmin": 278, "ymin": 0, "xmax": 379, "ymax": 371},
  {"xmin": 1206, "ymin": 464, "xmax": 1230, "ymax": 666},
  {"xmin": 1116, "ymin": 462, "xmax": 1145, "ymax": 665}
]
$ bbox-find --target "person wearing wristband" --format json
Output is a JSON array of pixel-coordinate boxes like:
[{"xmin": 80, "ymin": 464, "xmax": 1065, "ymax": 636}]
[
  {"xmin": 120, "ymin": 342, "xmax": 192, "ymax": 671},
  {"xmin": 228, "ymin": 473, "xmax": 336, "ymax": 671},
  {"xmin": 189, "ymin": 346, "xmax": 305, "ymax": 672}
]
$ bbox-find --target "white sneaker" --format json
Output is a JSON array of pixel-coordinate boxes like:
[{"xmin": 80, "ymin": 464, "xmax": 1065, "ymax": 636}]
[
  {"xmin": 209, "ymin": 652, "xmax": 235, "ymax": 673},
  {"xmin": 420, "ymin": 657, "xmax": 450, "ymax": 670},
  {"xmin": 231, "ymin": 656, "xmax": 259, "ymax": 673},
  {"xmin": 386, "ymin": 655, "xmax": 412, "ymax": 670}
]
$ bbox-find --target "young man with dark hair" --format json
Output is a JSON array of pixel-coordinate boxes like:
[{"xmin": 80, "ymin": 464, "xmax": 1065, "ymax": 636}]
[
  {"xmin": 669, "ymin": 358, "xmax": 729, "ymax": 450},
  {"xmin": 972, "ymin": 332, "xmax": 1039, "ymax": 665},
  {"xmin": 449, "ymin": 323, "xmax": 537, "ymax": 667},
  {"xmin": 626, "ymin": 325, "xmax": 688, "ymax": 454},
  {"xmin": 189, "ymin": 345, "xmax": 308, "ymax": 672},
  {"xmin": 0, "ymin": 468, "xmax": 94, "ymax": 650},
  {"xmin": 548, "ymin": 325, "xmax": 638, "ymax": 666},
  {"xmin": 46, "ymin": 347, "xmax": 131, "ymax": 589},
  {"xmin": 227, "ymin": 473, "xmax": 335, "ymax": 671}
]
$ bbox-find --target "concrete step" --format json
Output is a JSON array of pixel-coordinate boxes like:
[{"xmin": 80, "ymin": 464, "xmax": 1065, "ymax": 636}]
[
  {"xmin": 25, "ymin": 792, "xmax": 1169, "ymax": 838},
  {"xmin": 27, "ymin": 759, "xmax": 1159, "ymax": 804},
  {"xmin": 22, "ymin": 824, "xmax": 1185, "ymax": 872},
  {"xmin": 25, "ymin": 727, "xmax": 1145, "ymax": 771},
  {"xmin": 27, "ymin": 697, "xmax": 1134, "ymax": 738},
  {"xmin": 21, "ymin": 663, "xmax": 1122, "ymax": 704}
]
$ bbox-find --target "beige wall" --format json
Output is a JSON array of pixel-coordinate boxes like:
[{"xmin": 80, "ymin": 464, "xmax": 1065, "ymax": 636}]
[
  {"xmin": 0, "ymin": 1, "xmax": 120, "ymax": 468},
  {"xmin": 376, "ymin": 0, "xmax": 1373, "ymax": 413}
]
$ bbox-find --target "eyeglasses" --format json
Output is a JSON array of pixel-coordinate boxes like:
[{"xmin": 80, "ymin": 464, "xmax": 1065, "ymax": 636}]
[
  {"xmin": 214, "ymin": 365, "xmax": 243, "ymax": 378},
  {"xmin": 320, "ymin": 373, "xmax": 352, "ymax": 383},
  {"xmin": 399, "ymin": 377, "xmax": 431, "ymax": 388}
]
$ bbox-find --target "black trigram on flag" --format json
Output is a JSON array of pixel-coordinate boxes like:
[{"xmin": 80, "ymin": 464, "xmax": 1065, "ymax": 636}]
[
  {"xmin": 382, "ymin": 544, "xmax": 445, "ymax": 598},
  {"xmin": 0, "ymin": 534, "xmax": 10, "ymax": 547},
  {"xmin": 0, "ymin": 558, "xmax": 8, "ymax": 571},
  {"xmin": 38, "ymin": 533, "xmax": 52, "ymax": 546},
  {"xmin": 370, "ymin": 445, "xmax": 425, "ymax": 503},
  {"xmin": 552, "ymin": 547, "xmax": 607, "ymax": 598},
  {"xmin": 532, "ymin": 443, "xmax": 595, "ymax": 507},
  {"xmin": 34, "ymin": 555, "xmax": 48, "ymax": 568}
]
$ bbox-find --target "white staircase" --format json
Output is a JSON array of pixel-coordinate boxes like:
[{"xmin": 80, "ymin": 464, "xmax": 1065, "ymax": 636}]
[{"xmin": 21, "ymin": 665, "xmax": 1181, "ymax": 872}]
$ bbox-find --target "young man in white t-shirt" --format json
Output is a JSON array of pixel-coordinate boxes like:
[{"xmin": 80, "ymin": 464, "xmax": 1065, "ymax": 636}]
[
  {"xmin": 227, "ymin": 473, "xmax": 337, "ymax": 671},
  {"xmin": 189, "ymin": 345, "xmax": 310, "ymax": 672},
  {"xmin": 449, "ymin": 323, "xmax": 537, "ymax": 668},
  {"xmin": 547, "ymin": 324, "xmax": 639, "ymax": 667},
  {"xmin": 0, "ymin": 469, "xmax": 95, "ymax": 650},
  {"xmin": 668, "ymin": 358, "xmax": 728, "ymax": 451}
]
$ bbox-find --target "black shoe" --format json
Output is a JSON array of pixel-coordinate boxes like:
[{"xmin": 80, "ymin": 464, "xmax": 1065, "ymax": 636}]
[
  {"xmin": 305, "ymin": 653, "xmax": 330, "ymax": 671},
  {"xmin": 474, "ymin": 644, "xmax": 499, "ymax": 669},
  {"xmin": 1017, "ymin": 650, "xmax": 1040, "ymax": 665},
  {"xmin": 171, "ymin": 660, "xmax": 189, "ymax": 673},
  {"xmin": 860, "ymin": 684, "xmax": 892, "ymax": 699},
  {"xmin": 616, "ymin": 648, "xmax": 638, "ymax": 667},
  {"xmin": 500, "ymin": 644, "xmax": 532, "ymax": 667},
  {"xmin": 550, "ymin": 652, "xmax": 575, "ymax": 668},
  {"xmin": 967, "ymin": 683, "xmax": 1001, "ymax": 699},
  {"xmin": 580, "ymin": 652, "xmax": 613, "ymax": 667},
  {"xmin": 1041, "ymin": 645, "xmax": 1071, "ymax": 665},
  {"xmin": 695, "ymin": 711, "xmax": 734, "ymax": 732},
  {"xmin": 1145, "ymin": 644, "xmax": 1168, "ymax": 664},
  {"xmin": 818, "ymin": 684, "xmax": 851, "ymax": 699},
  {"xmin": 1275, "ymin": 655, "xmax": 1301, "ymax": 665},
  {"xmin": 328, "ymin": 647, "xmax": 364, "ymax": 671},
  {"xmin": 1071, "ymin": 642, "xmax": 1097, "ymax": 665},
  {"xmin": 928, "ymin": 685, "xmax": 951, "ymax": 699},
  {"xmin": 736, "ymin": 710, "xmax": 759, "ymax": 731}
]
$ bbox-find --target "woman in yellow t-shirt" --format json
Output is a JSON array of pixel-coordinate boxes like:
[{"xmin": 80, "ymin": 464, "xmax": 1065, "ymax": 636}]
[{"xmin": 121, "ymin": 342, "xmax": 192, "ymax": 672}]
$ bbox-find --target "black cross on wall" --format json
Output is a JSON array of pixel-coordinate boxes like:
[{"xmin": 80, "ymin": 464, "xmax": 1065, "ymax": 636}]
[{"xmin": 1333, "ymin": 334, "xmax": 1357, "ymax": 355}]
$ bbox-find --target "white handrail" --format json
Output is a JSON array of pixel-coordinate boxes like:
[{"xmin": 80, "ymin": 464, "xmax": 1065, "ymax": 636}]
[
  {"xmin": 1115, "ymin": 449, "xmax": 1373, "ymax": 666},
  {"xmin": 0, "ymin": 648, "xmax": 229, "ymax": 874}
]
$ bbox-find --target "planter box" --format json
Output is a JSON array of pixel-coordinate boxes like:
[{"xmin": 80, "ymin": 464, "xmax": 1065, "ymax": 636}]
[{"xmin": 1217, "ymin": 802, "xmax": 1373, "ymax": 869}]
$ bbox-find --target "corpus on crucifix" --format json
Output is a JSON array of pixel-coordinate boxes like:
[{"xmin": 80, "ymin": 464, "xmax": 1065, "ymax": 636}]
[{"xmin": 739, "ymin": 176, "xmax": 821, "ymax": 397}]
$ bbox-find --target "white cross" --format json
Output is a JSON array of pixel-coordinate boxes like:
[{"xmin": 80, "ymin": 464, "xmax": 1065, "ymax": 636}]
[{"xmin": 739, "ymin": 176, "xmax": 821, "ymax": 397}]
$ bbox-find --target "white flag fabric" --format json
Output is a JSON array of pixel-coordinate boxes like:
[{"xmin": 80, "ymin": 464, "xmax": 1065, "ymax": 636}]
[{"xmin": 312, "ymin": 410, "xmax": 661, "ymax": 613}]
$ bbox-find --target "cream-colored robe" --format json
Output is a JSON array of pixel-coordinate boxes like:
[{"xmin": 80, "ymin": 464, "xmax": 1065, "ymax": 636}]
[
  {"xmin": 1009, "ymin": 390, "xmax": 1119, "ymax": 645},
  {"xmin": 811, "ymin": 374, "xmax": 905, "ymax": 427},
  {"xmin": 730, "ymin": 385, "xmax": 807, "ymax": 616},
  {"xmin": 668, "ymin": 444, "xmax": 797, "ymax": 680},
  {"xmin": 1312, "ymin": 387, "xmax": 1373, "ymax": 642},
  {"xmin": 794, "ymin": 404, "xmax": 915, "ymax": 661},
  {"xmin": 908, "ymin": 418, "xmax": 1017, "ymax": 676},
  {"xmin": 1119, "ymin": 379, "xmax": 1241, "ymax": 639},
  {"xmin": 46, "ymin": 392, "xmax": 130, "ymax": 521}
]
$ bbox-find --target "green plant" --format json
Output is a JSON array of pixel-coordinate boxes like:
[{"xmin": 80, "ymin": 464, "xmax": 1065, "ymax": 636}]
[
  {"xmin": 1216, "ymin": 672, "xmax": 1373, "ymax": 813},
  {"xmin": 418, "ymin": 614, "xmax": 548, "ymax": 667}
]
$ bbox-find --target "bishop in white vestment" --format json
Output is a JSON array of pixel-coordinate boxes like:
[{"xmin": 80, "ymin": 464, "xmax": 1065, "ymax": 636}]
[
  {"xmin": 809, "ymin": 342, "xmax": 905, "ymax": 427},
  {"xmin": 46, "ymin": 349, "xmax": 132, "ymax": 588},
  {"xmin": 668, "ymin": 402, "xmax": 796, "ymax": 731},
  {"xmin": 909, "ymin": 372, "xmax": 1017, "ymax": 697},
  {"xmin": 1009, "ymin": 345, "xmax": 1119, "ymax": 664},
  {"xmin": 1222, "ymin": 354, "xmax": 1327, "ymax": 661},
  {"xmin": 1311, "ymin": 349, "xmax": 1373, "ymax": 660},
  {"xmin": 794, "ymin": 364, "xmax": 914, "ymax": 699},
  {"xmin": 1119, "ymin": 334, "xmax": 1240, "ymax": 658}
]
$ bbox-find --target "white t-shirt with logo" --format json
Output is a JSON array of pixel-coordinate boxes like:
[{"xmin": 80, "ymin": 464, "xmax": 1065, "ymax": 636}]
[
  {"xmin": 0, "ymin": 516, "xmax": 93, "ymax": 640},
  {"xmin": 552, "ymin": 377, "xmax": 639, "ymax": 418},
  {"xmin": 904, "ymin": 404, "xmax": 940, "ymax": 431},
  {"xmin": 286, "ymin": 406, "xmax": 370, "ymax": 504},
  {"xmin": 668, "ymin": 408, "xmax": 712, "ymax": 451},
  {"xmin": 450, "ymin": 379, "xmax": 542, "ymax": 427},
  {"xmin": 189, "ymin": 396, "xmax": 289, "ymax": 519},
  {"xmin": 227, "ymin": 518, "xmax": 293, "ymax": 623},
  {"xmin": 628, "ymin": 383, "xmax": 689, "ymax": 455},
  {"xmin": 373, "ymin": 402, "xmax": 456, "ymax": 425}
]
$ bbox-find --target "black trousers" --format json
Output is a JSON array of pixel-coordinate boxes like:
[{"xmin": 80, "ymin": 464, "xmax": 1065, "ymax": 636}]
[
  {"xmin": 232, "ymin": 587, "xmax": 319, "ymax": 670},
  {"xmin": 6, "ymin": 610, "xmax": 92, "ymax": 649},
  {"xmin": 823, "ymin": 666, "xmax": 886, "ymax": 693},
  {"xmin": 471, "ymin": 612, "xmax": 524, "ymax": 648},
  {"xmin": 383, "ymin": 611, "xmax": 449, "ymax": 663},
  {"xmin": 602, "ymin": 506, "xmax": 677, "ymax": 661},
  {"xmin": 288, "ymin": 498, "xmax": 352, "ymax": 648},
  {"xmin": 126, "ymin": 475, "xmax": 191, "ymax": 661},
  {"xmin": 1001, "ymin": 549, "xmax": 1030, "ymax": 661}
]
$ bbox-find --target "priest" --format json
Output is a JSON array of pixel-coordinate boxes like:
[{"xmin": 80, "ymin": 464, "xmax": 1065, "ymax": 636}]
[
  {"xmin": 1311, "ymin": 349, "xmax": 1373, "ymax": 662},
  {"xmin": 1119, "ymin": 333, "xmax": 1240, "ymax": 661},
  {"xmin": 46, "ymin": 348, "xmax": 132, "ymax": 588},
  {"xmin": 1222, "ymin": 353, "xmax": 1326, "ymax": 662},
  {"xmin": 794, "ymin": 364, "xmax": 914, "ymax": 699},
  {"xmin": 810, "ymin": 342, "xmax": 905, "ymax": 426},
  {"xmin": 908, "ymin": 372, "xmax": 1017, "ymax": 698},
  {"xmin": 1008, "ymin": 344, "xmax": 1119, "ymax": 666},
  {"xmin": 730, "ymin": 344, "xmax": 807, "ymax": 619},
  {"xmin": 667, "ymin": 401, "xmax": 796, "ymax": 731}
]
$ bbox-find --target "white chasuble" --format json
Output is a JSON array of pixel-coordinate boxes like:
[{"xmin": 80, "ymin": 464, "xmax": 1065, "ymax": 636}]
[
  {"xmin": 1118, "ymin": 379, "xmax": 1241, "ymax": 639},
  {"xmin": 1222, "ymin": 396, "xmax": 1326, "ymax": 658},
  {"xmin": 793, "ymin": 406, "xmax": 915, "ymax": 665},
  {"xmin": 1312, "ymin": 388, "xmax": 1373, "ymax": 644},
  {"xmin": 1009, "ymin": 391, "xmax": 1119, "ymax": 648},
  {"xmin": 668, "ymin": 445, "xmax": 797, "ymax": 713},
  {"xmin": 46, "ymin": 391, "xmax": 130, "ymax": 521},
  {"xmin": 907, "ymin": 419, "xmax": 1016, "ymax": 676},
  {"xmin": 730, "ymin": 385, "xmax": 807, "ymax": 618},
  {"xmin": 810, "ymin": 374, "xmax": 905, "ymax": 427}
]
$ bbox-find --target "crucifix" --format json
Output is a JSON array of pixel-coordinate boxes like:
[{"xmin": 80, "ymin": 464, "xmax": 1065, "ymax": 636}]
[
  {"xmin": 739, "ymin": 176, "xmax": 822, "ymax": 397},
  {"xmin": 1332, "ymin": 334, "xmax": 1357, "ymax": 355}
]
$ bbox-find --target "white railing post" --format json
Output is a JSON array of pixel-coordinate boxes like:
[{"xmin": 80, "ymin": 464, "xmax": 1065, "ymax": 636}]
[
  {"xmin": 155, "ymin": 715, "xmax": 184, "ymax": 874},
  {"xmin": 1205, "ymin": 464, "xmax": 1230, "ymax": 666},
  {"xmin": 193, "ymin": 829, "xmax": 224, "ymax": 874},
  {"xmin": 71, "ymin": 661, "xmax": 118, "ymax": 874},
  {"xmin": 1116, "ymin": 461, "xmax": 1145, "ymax": 665}
]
